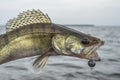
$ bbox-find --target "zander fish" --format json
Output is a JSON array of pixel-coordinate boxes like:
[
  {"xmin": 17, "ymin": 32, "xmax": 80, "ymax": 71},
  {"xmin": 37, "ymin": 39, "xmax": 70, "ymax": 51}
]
[{"xmin": 0, "ymin": 9, "xmax": 104, "ymax": 70}]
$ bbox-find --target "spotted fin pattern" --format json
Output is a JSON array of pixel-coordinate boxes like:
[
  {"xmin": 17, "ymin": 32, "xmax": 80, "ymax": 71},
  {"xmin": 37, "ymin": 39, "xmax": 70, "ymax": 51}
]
[{"xmin": 6, "ymin": 9, "xmax": 51, "ymax": 32}]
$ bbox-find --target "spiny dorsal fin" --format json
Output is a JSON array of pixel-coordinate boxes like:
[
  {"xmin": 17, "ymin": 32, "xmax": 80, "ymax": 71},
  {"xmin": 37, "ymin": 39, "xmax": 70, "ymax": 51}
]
[{"xmin": 6, "ymin": 9, "xmax": 52, "ymax": 32}]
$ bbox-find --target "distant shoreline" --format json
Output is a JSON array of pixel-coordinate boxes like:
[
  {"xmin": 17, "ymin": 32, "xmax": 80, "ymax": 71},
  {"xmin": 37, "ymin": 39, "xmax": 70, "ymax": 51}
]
[{"xmin": 64, "ymin": 24, "xmax": 95, "ymax": 27}]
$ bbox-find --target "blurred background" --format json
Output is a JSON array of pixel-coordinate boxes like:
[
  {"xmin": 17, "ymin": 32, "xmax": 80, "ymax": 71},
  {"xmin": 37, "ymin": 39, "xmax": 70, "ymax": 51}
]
[{"xmin": 0, "ymin": 0, "xmax": 120, "ymax": 80}]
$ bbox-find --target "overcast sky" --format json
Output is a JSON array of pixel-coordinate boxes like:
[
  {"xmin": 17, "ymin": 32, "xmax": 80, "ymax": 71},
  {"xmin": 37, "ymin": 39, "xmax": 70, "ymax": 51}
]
[{"xmin": 0, "ymin": 0, "xmax": 120, "ymax": 25}]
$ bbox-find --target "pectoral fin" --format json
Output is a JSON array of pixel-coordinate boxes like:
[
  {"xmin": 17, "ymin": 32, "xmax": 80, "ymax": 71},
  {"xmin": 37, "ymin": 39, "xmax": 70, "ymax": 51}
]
[{"xmin": 33, "ymin": 53, "xmax": 50, "ymax": 70}]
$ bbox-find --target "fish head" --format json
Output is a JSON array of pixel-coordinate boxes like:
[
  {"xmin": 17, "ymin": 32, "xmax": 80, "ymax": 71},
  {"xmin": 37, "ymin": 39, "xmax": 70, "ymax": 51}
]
[
  {"xmin": 52, "ymin": 33, "xmax": 104, "ymax": 61},
  {"xmin": 65, "ymin": 34, "xmax": 104, "ymax": 61}
]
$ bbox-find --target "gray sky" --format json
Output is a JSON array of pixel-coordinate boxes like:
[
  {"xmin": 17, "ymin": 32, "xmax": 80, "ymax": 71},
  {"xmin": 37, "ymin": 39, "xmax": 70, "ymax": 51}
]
[{"xmin": 0, "ymin": 0, "xmax": 120, "ymax": 25}]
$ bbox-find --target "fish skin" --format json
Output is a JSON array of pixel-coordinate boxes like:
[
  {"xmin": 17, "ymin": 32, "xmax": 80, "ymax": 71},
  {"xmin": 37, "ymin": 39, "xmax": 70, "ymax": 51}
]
[{"xmin": 0, "ymin": 23, "xmax": 55, "ymax": 64}]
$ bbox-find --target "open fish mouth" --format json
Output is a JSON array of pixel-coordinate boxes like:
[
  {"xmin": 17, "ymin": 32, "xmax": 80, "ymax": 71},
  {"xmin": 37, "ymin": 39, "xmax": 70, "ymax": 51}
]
[{"xmin": 80, "ymin": 41, "xmax": 104, "ymax": 61}]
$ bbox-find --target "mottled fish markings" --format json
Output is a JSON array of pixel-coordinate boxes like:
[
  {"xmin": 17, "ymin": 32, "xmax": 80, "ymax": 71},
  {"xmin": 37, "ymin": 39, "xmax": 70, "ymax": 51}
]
[{"xmin": 0, "ymin": 10, "xmax": 104, "ymax": 70}]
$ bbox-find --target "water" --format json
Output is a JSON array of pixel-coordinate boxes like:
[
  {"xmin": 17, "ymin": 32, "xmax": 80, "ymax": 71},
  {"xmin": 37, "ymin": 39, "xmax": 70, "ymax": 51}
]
[{"xmin": 0, "ymin": 25, "xmax": 120, "ymax": 80}]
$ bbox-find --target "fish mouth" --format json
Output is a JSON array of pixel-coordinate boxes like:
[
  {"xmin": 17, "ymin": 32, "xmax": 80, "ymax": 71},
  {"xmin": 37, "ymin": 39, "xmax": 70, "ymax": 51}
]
[{"xmin": 80, "ymin": 41, "xmax": 104, "ymax": 61}]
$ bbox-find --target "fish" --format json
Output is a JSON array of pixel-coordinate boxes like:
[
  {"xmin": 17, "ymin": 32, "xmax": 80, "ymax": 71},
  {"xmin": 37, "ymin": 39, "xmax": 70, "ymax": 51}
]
[{"xmin": 0, "ymin": 9, "xmax": 104, "ymax": 70}]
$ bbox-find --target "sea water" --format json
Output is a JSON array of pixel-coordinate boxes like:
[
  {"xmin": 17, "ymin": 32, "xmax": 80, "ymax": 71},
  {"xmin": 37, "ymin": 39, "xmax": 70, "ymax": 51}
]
[{"xmin": 0, "ymin": 25, "xmax": 120, "ymax": 80}]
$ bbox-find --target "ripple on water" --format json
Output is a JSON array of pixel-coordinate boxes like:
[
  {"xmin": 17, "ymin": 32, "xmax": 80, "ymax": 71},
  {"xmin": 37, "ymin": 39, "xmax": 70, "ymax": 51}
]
[
  {"xmin": 107, "ymin": 59, "xmax": 119, "ymax": 62},
  {"xmin": 48, "ymin": 63, "xmax": 84, "ymax": 69},
  {"xmin": 62, "ymin": 73, "xmax": 76, "ymax": 78},
  {"xmin": 4, "ymin": 66, "xmax": 28, "ymax": 71},
  {"xmin": 10, "ymin": 79, "xmax": 16, "ymax": 80},
  {"xmin": 108, "ymin": 73, "xmax": 120, "ymax": 78}
]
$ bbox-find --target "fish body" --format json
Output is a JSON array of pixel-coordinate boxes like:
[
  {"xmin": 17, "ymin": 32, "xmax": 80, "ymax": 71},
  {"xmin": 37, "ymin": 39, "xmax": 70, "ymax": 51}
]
[{"xmin": 0, "ymin": 10, "xmax": 104, "ymax": 70}]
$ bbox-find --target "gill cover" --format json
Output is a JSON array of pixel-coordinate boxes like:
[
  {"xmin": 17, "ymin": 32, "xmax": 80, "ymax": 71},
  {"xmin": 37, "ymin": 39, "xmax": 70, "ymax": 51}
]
[
  {"xmin": 52, "ymin": 34, "xmax": 67, "ymax": 55},
  {"xmin": 52, "ymin": 34, "xmax": 84, "ymax": 55}
]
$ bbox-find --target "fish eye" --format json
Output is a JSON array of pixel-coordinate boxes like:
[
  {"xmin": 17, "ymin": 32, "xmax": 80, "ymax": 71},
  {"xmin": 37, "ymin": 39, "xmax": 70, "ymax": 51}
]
[{"xmin": 81, "ymin": 38, "xmax": 90, "ymax": 44}]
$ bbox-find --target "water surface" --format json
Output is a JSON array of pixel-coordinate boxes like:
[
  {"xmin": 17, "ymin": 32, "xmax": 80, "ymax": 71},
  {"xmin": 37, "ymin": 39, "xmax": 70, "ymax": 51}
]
[{"xmin": 0, "ymin": 25, "xmax": 120, "ymax": 80}]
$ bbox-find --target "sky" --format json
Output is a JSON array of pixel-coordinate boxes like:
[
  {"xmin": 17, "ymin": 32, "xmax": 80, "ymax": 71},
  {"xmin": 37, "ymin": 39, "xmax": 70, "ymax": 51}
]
[{"xmin": 0, "ymin": 0, "xmax": 120, "ymax": 25}]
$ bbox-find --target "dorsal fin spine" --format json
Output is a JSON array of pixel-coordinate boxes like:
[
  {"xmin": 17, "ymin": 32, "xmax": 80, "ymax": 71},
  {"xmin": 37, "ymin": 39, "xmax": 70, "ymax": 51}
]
[{"xmin": 6, "ymin": 9, "xmax": 52, "ymax": 32}]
